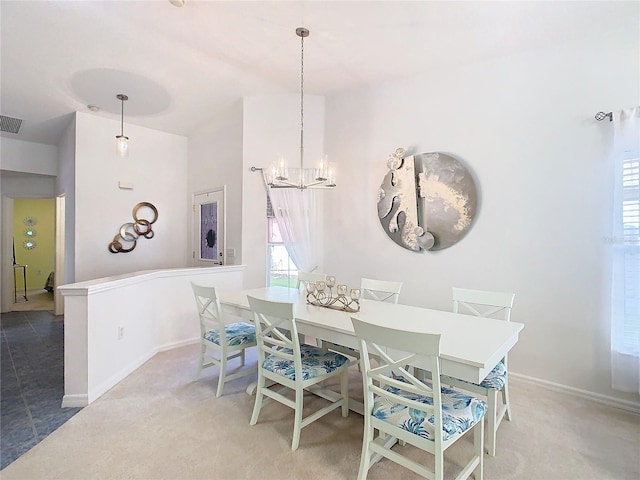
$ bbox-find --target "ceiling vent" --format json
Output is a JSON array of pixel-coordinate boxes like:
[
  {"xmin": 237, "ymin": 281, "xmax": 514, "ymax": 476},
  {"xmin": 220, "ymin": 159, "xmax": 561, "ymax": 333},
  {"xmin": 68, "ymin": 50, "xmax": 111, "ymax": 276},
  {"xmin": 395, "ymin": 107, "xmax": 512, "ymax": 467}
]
[{"xmin": 1, "ymin": 115, "xmax": 23, "ymax": 134}]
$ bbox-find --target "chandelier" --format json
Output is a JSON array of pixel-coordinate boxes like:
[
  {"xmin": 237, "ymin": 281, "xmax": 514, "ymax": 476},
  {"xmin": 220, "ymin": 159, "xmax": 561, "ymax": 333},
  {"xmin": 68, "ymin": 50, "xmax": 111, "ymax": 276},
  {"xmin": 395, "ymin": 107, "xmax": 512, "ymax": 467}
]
[{"xmin": 266, "ymin": 27, "xmax": 336, "ymax": 189}]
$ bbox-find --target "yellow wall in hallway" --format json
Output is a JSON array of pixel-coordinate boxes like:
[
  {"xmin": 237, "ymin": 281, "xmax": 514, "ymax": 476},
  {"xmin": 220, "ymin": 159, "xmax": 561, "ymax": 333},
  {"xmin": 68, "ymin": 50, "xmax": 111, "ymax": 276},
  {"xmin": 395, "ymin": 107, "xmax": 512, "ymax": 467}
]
[{"xmin": 13, "ymin": 198, "xmax": 55, "ymax": 292}]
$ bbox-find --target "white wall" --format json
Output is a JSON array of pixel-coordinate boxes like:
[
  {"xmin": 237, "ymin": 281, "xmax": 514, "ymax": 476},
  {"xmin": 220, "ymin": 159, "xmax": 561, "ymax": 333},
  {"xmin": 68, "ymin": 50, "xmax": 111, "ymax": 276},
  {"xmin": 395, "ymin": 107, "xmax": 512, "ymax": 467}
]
[
  {"xmin": 0, "ymin": 174, "xmax": 56, "ymax": 195},
  {"xmin": 0, "ymin": 137, "xmax": 57, "ymax": 175},
  {"xmin": 188, "ymin": 101, "xmax": 244, "ymax": 265},
  {"xmin": 73, "ymin": 112, "xmax": 190, "ymax": 281},
  {"xmin": 323, "ymin": 34, "xmax": 639, "ymax": 405},
  {"xmin": 60, "ymin": 266, "xmax": 245, "ymax": 406},
  {"xmin": 241, "ymin": 94, "xmax": 325, "ymax": 288},
  {"xmin": 57, "ymin": 117, "xmax": 76, "ymax": 285}
]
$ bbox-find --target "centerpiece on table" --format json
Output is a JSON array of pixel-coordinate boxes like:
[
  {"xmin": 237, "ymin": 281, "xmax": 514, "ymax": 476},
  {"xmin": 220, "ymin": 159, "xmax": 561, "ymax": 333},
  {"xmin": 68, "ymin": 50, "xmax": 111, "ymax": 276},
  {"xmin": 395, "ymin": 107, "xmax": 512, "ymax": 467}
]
[{"xmin": 305, "ymin": 276, "xmax": 361, "ymax": 312}]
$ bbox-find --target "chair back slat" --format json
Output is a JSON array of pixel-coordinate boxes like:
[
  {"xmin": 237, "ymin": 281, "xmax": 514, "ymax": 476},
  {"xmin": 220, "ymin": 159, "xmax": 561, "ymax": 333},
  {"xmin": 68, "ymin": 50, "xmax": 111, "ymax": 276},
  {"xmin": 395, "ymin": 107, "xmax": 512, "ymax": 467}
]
[
  {"xmin": 247, "ymin": 295, "xmax": 301, "ymax": 371},
  {"xmin": 361, "ymin": 277, "xmax": 403, "ymax": 304},
  {"xmin": 369, "ymin": 384, "xmax": 436, "ymax": 413},
  {"xmin": 452, "ymin": 287, "xmax": 515, "ymax": 322},
  {"xmin": 191, "ymin": 282, "xmax": 224, "ymax": 337},
  {"xmin": 370, "ymin": 369, "xmax": 434, "ymax": 397},
  {"xmin": 258, "ymin": 316, "xmax": 291, "ymax": 343}
]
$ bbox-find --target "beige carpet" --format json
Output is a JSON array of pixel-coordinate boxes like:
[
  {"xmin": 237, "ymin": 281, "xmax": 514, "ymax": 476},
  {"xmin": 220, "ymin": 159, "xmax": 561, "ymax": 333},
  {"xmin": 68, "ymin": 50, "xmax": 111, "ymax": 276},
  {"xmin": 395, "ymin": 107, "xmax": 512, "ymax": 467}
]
[{"xmin": 2, "ymin": 344, "xmax": 639, "ymax": 480}]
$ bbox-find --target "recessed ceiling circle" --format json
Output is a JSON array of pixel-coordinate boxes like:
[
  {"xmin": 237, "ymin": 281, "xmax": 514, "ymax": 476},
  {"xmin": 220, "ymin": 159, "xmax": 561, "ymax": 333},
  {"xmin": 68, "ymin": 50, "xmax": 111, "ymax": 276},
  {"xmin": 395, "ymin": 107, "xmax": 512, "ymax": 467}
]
[{"xmin": 70, "ymin": 69, "xmax": 170, "ymax": 116}]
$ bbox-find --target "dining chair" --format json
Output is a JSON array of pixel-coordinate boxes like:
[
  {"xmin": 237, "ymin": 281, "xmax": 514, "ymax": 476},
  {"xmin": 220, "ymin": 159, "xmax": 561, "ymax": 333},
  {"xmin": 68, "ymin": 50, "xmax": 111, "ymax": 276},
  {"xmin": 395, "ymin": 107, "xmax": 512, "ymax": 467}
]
[
  {"xmin": 322, "ymin": 277, "xmax": 403, "ymax": 362},
  {"xmin": 360, "ymin": 277, "xmax": 402, "ymax": 303},
  {"xmin": 191, "ymin": 283, "xmax": 257, "ymax": 397},
  {"xmin": 247, "ymin": 295, "xmax": 350, "ymax": 450},
  {"xmin": 351, "ymin": 317, "xmax": 486, "ymax": 480},
  {"xmin": 442, "ymin": 287, "xmax": 516, "ymax": 457},
  {"xmin": 297, "ymin": 271, "xmax": 330, "ymax": 348},
  {"xmin": 296, "ymin": 271, "xmax": 327, "ymax": 291}
]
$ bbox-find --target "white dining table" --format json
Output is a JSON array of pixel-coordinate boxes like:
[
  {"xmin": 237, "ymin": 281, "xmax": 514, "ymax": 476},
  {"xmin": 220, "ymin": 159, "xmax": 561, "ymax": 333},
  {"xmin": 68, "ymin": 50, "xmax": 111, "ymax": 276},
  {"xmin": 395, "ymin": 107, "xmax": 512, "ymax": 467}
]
[{"xmin": 219, "ymin": 286, "xmax": 524, "ymax": 385}]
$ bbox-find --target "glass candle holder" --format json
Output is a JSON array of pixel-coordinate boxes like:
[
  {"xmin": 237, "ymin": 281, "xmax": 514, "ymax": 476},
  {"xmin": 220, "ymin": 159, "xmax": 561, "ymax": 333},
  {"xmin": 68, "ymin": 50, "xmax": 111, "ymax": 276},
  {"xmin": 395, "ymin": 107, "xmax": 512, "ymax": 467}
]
[
  {"xmin": 350, "ymin": 288, "xmax": 361, "ymax": 301},
  {"xmin": 317, "ymin": 281, "xmax": 326, "ymax": 292},
  {"xmin": 326, "ymin": 276, "xmax": 336, "ymax": 287},
  {"xmin": 337, "ymin": 284, "xmax": 347, "ymax": 296},
  {"xmin": 306, "ymin": 282, "xmax": 316, "ymax": 294}
]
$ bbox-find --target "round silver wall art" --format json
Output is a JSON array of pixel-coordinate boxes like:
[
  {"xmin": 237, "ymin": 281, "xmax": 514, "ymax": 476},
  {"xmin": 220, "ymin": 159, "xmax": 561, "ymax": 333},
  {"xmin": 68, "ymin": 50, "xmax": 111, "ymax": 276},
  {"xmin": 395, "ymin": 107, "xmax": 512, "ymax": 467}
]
[{"xmin": 377, "ymin": 148, "xmax": 478, "ymax": 251}]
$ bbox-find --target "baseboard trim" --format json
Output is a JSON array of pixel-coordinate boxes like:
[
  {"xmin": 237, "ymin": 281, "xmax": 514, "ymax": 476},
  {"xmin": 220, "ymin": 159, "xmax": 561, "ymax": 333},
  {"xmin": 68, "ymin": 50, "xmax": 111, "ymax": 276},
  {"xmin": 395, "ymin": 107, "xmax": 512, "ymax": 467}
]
[
  {"xmin": 80, "ymin": 340, "xmax": 198, "ymax": 405},
  {"xmin": 157, "ymin": 337, "xmax": 199, "ymax": 352},
  {"xmin": 61, "ymin": 394, "xmax": 88, "ymax": 408},
  {"xmin": 510, "ymin": 372, "xmax": 640, "ymax": 414},
  {"xmin": 88, "ymin": 350, "xmax": 157, "ymax": 404}
]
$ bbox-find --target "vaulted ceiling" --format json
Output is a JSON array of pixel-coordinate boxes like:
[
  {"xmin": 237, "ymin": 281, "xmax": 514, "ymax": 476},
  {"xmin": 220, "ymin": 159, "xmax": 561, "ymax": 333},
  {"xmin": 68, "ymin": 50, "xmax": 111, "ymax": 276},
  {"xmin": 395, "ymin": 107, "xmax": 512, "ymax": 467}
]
[{"xmin": 0, "ymin": 1, "xmax": 633, "ymax": 146}]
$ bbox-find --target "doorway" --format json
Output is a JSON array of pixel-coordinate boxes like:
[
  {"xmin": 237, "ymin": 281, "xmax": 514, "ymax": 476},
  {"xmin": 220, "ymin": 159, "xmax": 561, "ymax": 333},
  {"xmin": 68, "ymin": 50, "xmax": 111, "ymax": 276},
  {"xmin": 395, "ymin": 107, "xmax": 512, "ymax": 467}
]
[
  {"xmin": 192, "ymin": 187, "xmax": 226, "ymax": 267},
  {"xmin": 10, "ymin": 198, "xmax": 56, "ymax": 312}
]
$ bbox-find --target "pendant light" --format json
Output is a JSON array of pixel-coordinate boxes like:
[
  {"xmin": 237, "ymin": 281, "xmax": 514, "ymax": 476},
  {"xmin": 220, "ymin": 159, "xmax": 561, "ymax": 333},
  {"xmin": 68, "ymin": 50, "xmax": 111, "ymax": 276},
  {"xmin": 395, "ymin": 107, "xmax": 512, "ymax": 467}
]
[
  {"xmin": 266, "ymin": 27, "xmax": 336, "ymax": 189},
  {"xmin": 116, "ymin": 94, "xmax": 129, "ymax": 157}
]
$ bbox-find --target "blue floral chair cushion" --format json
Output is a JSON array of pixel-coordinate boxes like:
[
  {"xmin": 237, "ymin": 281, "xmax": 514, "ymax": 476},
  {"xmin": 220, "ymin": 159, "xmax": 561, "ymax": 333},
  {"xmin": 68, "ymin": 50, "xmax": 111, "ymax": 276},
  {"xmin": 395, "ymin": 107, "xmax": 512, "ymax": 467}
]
[
  {"xmin": 372, "ymin": 382, "xmax": 487, "ymax": 442},
  {"xmin": 458, "ymin": 361, "xmax": 507, "ymax": 390},
  {"xmin": 263, "ymin": 344, "xmax": 349, "ymax": 380},
  {"xmin": 204, "ymin": 322, "xmax": 256, "ymax": 346}
]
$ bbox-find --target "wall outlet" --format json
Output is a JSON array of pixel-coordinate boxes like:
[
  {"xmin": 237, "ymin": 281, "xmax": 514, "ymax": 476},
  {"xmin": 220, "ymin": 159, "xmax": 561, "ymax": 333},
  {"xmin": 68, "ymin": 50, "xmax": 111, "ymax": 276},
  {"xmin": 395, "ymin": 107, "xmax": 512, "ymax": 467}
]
[
  {"xmin": 227, "ymin": 248, "xmax": 236, "ymax": 258},
  {"xmin": 117, "ymin": 326, "xmax": 124, "ymax": 340}
]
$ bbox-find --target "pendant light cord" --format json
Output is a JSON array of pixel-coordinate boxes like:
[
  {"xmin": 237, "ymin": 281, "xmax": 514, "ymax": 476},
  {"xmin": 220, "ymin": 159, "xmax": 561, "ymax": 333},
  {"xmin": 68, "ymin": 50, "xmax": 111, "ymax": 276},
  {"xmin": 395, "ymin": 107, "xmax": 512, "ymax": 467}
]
[
  {"xmin": 116, "ymin": 93, "xmax": 128, "ymax": 138},
  {"xmin": 299, "ymin": 30, "xmax": 305, "ymax": 173},
  {"xmin": 120, "ymin": 97, "xmax": 124, "ymax": 137}
]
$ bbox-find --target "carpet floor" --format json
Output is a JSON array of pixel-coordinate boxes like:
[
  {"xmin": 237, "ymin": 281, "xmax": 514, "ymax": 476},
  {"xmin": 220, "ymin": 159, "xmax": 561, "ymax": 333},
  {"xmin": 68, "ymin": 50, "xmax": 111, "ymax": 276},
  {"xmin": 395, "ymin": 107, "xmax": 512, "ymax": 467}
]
[{"xmin": 1, "ymin": 342, "xmax": 639, "ymax": 480}]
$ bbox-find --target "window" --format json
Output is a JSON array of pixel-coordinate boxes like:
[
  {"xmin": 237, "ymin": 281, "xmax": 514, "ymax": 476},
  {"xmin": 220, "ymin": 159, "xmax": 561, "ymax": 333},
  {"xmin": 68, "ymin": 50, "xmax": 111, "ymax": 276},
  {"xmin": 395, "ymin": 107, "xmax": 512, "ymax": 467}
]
[
  {"xmin": 621, "ymin": 158, "xmax": 640, "ymax": 352},
  {"xmin": 266, "ymin": 196, "xmax": 298, "ymax": 288},
  {"xmin": 610, "ymin": 107, "xmax": 640, "ymax": 393}
]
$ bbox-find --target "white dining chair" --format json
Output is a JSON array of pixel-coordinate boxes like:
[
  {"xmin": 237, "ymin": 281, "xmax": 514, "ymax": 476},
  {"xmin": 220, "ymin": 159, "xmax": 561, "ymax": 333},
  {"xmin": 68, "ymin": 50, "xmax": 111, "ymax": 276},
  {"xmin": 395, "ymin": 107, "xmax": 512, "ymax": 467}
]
[
  {"xmin": 296, "ymin": 271, "xmax": 327, "ymax": 291},
  {"xmin": 442, "ymin": 287, "xmax": 516, "ymax": 456},
  {"xmin": 360, "ymin": 277, "xmax": 402, "ymax": 303},
  {"xmin": 247, "ymin": 295, "xmax": 350, "ymax": 450},
  {"xmin": 191, "ymin": 283, "xmax": 257, "ymax": 397},
  {"xmin": 322, "ymin": 277, "xmax": 403, "ymax": 362},
  {"xmin": 351, "ymin": 317, "xmax": 486, "ymax": 480}
]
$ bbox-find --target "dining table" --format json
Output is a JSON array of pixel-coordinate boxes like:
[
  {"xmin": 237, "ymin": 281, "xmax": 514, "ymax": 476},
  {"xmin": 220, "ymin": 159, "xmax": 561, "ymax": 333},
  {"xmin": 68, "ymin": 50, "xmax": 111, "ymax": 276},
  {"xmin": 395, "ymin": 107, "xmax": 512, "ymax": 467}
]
[{"xmin": 219, "ymin": 286, "xmax": 524, "ymax": 387}]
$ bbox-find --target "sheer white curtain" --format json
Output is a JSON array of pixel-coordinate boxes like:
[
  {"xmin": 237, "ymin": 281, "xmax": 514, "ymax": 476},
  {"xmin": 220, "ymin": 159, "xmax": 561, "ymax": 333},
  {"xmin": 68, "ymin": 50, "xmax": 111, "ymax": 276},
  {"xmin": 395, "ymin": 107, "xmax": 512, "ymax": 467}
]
[
  {"xmin": 610, "ymin": 106, "xmax": 640, "ymax": 393},
  {"xmin": 269, "ymin": 188, "xmax": 319, "ymax": 273}
]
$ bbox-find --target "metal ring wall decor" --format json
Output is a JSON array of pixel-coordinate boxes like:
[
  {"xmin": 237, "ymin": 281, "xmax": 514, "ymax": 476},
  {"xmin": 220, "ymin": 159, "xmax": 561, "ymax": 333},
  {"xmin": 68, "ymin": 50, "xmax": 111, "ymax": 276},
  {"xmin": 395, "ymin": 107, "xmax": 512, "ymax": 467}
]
[{"xmin": 108, "ymin": 202, "xmax": 159, "ymax": 253}]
